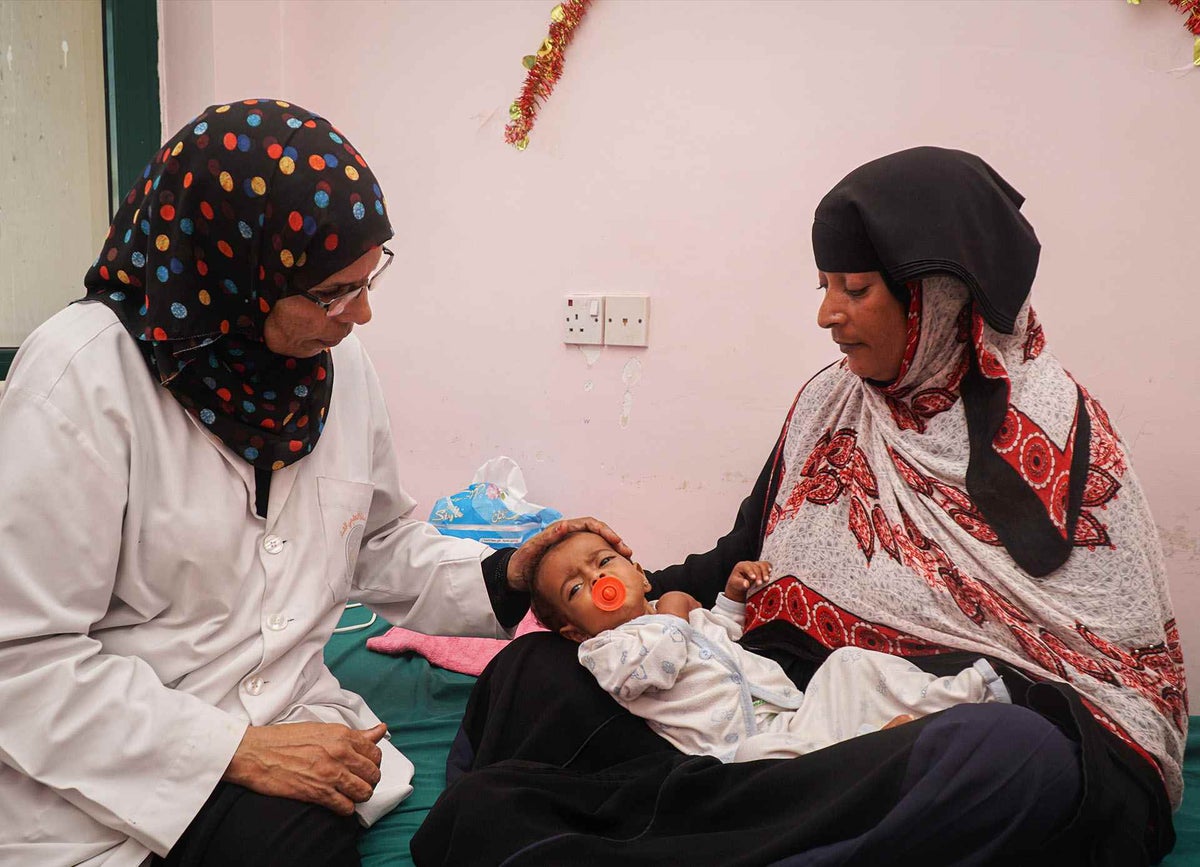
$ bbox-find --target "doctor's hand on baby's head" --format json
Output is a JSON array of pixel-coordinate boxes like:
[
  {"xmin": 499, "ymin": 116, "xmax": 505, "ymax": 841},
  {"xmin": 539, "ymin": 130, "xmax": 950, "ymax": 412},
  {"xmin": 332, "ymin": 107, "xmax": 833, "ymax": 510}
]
[
  {"xmin": 507, "ymin": 516, "xmax": 632, "ymax": 592},
  {"xmin": 725, "ymin": 561, "xmax": 772, "ymax": 603}
]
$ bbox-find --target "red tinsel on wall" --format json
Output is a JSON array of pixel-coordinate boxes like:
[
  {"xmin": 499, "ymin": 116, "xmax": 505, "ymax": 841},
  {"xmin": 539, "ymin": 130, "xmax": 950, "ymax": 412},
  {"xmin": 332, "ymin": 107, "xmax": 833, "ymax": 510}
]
[
  {"xmin": 504, "ymin": 0, "xmax": 594, "ymax": 150},
  {"xmin": 1168, "ymin": 0, "xmax": 1200, "ymax": 34},
  {"xmin": 1145, "ymin": 0, "xmax": 1200, "ymax": 65}
]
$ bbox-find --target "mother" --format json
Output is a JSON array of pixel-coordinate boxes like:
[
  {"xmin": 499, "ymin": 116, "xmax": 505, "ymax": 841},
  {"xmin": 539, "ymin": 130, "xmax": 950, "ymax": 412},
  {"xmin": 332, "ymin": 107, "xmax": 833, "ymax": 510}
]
[
  {"xmin": 0, "ymin": 99, "xmax": 622, "ymax": 867},
  {"xmin": 416, "ymin": 148, "xmax": 1184, "ymax": 866}
]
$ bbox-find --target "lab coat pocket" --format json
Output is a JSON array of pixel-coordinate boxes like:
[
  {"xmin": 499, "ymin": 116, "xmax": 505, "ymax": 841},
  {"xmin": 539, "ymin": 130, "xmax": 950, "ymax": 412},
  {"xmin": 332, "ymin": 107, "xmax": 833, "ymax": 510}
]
[{"xmin": 317, "ymin": 476, "xmax": 376, "ymax": 599}]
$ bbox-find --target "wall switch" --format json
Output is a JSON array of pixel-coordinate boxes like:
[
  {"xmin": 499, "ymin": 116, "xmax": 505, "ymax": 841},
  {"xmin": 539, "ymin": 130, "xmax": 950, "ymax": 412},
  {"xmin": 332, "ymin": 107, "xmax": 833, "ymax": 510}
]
[
  {"xmin": 563, "ymin": 295, "xmax": 605, "ymax": 345},
  {"xmin": 603, "ymin": 295, "xmax": 650, "ymax": 347}
]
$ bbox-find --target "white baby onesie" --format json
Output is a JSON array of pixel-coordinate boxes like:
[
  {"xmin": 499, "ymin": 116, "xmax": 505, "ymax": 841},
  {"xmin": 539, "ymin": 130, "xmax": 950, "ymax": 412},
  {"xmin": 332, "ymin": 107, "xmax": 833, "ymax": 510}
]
[{"xmin": 579, "ymin": 594, "xmax": 1009, "ymax": 762}]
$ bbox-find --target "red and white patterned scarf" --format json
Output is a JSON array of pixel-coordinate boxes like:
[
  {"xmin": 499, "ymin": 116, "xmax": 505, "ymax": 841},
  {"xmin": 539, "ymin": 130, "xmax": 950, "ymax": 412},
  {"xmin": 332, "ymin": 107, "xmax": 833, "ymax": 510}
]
[{"xmin": 747, "ymin": 275, "xmax": 1187, "ymax": 805}]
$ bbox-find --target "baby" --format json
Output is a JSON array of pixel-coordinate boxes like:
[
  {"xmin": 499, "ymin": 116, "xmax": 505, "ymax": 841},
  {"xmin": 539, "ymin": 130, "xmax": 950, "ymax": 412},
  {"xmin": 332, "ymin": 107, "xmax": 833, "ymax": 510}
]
[{"xmin": 528, "ymin": 530, "xmax": 1010, "ymax": 763}]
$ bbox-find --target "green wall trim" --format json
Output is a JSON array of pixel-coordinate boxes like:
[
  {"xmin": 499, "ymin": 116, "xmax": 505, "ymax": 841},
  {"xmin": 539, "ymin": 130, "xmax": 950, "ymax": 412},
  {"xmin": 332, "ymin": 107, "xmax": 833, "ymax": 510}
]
[
  {"xmin": 103, "ymin": 0, "xmax": 161, "ymax": 215},
  {"xmin": 0, "ymin": 348, "xmax": 16, "ymax": 381}
]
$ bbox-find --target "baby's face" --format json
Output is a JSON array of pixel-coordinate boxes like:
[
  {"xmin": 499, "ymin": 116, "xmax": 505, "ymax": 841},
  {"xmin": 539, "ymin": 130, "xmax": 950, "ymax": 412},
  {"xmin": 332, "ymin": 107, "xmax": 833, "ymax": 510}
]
[{"xmin": 538, "ymin": 531, "xmax": 652, "ymax": 642}]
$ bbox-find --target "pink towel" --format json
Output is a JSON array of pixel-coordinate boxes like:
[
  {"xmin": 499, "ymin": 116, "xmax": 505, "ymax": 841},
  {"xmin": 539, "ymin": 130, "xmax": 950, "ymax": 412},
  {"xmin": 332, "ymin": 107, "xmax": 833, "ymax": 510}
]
[{"xmin": 365, "ymin": 611, "xmax": 547, "ymax": 676}]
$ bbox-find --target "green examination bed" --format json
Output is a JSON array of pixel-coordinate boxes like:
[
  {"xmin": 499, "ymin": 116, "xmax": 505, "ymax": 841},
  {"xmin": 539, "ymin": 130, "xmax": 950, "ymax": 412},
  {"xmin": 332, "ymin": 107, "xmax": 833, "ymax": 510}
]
[{"xmin": 324, "ymin": 609, "xmax": 1200, "ymax": 867}]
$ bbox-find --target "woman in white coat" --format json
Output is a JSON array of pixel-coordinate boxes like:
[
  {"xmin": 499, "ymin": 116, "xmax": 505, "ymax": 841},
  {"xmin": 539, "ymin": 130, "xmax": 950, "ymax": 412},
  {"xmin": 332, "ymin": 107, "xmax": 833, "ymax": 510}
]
[{"xmin": 0, "ymin": 98, "xmax": 620, "ymax": 867}]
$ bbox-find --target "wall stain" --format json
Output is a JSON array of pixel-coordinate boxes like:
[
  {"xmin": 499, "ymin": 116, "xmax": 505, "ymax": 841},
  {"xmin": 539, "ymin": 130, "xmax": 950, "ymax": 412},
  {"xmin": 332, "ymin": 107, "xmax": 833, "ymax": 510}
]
[
  {"xmin": 1159, "ymin": 523, "xmax": 1200, "ymax": 564},
  {"xmin": 619, "ymin": 357, "xmax": 641, "ymax": 429}
]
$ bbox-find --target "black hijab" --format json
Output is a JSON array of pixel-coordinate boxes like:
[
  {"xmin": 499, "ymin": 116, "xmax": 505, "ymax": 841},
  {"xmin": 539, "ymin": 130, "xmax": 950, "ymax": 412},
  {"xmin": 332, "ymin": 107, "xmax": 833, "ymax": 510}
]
[
  {"xmin": 83, "ymin": 99, "xmax": 393, "ymax": 470},
  {"xmin": 812, "ymin": 146, "xmax": 1039, "ymax": 335},
  {"xmin": 812, "ymin": 146, "xmax": 1084, "ymax": 577}
]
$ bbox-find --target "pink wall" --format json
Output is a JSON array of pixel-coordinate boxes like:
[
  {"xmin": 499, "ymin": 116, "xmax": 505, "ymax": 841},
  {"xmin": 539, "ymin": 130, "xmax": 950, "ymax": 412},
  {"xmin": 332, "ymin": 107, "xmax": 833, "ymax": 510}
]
[{"xmin": 160, "ymin": 0, "xmax": 1200, "ymax": 683}]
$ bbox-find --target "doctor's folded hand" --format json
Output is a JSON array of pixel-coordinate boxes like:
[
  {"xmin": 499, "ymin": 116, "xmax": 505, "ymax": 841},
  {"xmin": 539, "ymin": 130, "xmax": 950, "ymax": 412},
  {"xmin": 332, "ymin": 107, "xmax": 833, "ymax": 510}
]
[{"xmin": 223, "ymin": 722, "xmax": 389, "ymax": 817}]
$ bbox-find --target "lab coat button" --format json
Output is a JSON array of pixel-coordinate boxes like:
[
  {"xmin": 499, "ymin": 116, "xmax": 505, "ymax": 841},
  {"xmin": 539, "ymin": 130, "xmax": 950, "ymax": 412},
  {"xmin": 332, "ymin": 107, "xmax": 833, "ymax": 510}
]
[
  {"xmin": 266, "ymin": 614, "xmax": 288, "ymax": 631},
  {"xmin": 244, "ymin": 675, "xmax": 264, "ymax": 695},
  {"xmin": 263, "ymin": 535, "xmax": 285, "ymax": 554}
]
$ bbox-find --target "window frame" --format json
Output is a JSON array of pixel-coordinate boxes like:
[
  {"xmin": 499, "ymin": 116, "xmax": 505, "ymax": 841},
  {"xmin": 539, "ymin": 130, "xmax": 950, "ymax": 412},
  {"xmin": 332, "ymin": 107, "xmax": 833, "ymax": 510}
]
[
  {"xmin": 1, "ymin": 0, "xmax": 159, "ymax": 381},
  {"xmin": 103, "ymin": 0, "xmax": 161, "ymax": 215}
]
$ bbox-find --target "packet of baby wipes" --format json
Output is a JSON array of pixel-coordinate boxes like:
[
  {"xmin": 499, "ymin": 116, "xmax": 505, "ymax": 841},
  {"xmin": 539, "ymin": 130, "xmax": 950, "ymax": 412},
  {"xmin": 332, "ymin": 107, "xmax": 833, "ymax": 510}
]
[{"xmin": 428, "ymin": 456, "xmax": 562, "ymax": 549}]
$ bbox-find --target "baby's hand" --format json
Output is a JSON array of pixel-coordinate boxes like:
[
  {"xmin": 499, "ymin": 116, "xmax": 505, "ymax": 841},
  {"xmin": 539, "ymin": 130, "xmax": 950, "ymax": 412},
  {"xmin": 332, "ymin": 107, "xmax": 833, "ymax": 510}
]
[
  {"xmin": 725, "ymin": 561, "xmax": 772, "ymax": 603},
  {"xmin": 656, "ymin": 591, "xmax": 701, "ymax": 621}
]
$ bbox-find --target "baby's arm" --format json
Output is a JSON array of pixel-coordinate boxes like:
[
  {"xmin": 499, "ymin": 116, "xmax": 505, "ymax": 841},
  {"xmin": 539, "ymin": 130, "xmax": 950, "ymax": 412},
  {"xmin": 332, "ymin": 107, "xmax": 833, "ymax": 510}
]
[
  {"xmin": 724, "ymin": 561, "xmax": 772, "ymax": 603},
  {"xmin": 655, "ymin": 590, "xmax": 701, "ymax": 621}
]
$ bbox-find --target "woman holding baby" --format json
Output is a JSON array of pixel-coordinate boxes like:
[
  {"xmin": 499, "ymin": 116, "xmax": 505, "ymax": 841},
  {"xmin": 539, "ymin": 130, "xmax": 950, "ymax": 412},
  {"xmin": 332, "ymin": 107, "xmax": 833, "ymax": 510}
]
[{"xmin": 415, "ymin": 147, "xmax": 1183, "ymax": 867}]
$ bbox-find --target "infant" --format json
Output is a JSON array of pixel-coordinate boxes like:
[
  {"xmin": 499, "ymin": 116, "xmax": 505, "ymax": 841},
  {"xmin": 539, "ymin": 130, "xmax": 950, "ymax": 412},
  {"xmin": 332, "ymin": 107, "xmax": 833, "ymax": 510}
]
[{"xmin": 528, "ymin": 530, "xmax": 1010, "ymax": 762}]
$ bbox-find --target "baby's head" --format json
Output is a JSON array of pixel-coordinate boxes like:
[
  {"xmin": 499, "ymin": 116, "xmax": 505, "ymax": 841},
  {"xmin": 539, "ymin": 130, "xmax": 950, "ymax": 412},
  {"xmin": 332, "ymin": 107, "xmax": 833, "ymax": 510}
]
[{"xmin": 527, "ymin": 530, "xmax": 653, "ymax": 643}]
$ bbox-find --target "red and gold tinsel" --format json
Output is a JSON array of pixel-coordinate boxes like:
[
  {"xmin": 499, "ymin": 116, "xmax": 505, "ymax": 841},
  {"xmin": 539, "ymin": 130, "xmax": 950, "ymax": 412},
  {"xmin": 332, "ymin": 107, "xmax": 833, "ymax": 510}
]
[
  {"xmin": 1168, "ymin": 0, "xmax": 1200, "ymax": 65},
  {"xmin": 1137, "ymin": 0, "xmax": 1200, "ymax": 64},
  {"xmin": 1168, "ymin": 0, "xmax": 1200, "ymax": 35},
  {"xmin": 1170, "ymin": 0, "xmax": 1200, "ymax": 64},
  {"xmin": 505, "ymin": 0, "xmax": 593, "ymax": 150}
]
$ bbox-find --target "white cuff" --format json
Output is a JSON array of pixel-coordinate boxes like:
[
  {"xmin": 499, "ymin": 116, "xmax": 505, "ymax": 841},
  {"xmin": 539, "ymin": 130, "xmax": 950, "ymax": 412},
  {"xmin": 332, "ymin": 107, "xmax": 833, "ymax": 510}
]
[
  {"xmin": 973, "ymin": 659, "xmax": 1012, "ymax": 704},
  {"xmin": 713, "ymin": 593, "xmax": 745, "ymax": 615}
]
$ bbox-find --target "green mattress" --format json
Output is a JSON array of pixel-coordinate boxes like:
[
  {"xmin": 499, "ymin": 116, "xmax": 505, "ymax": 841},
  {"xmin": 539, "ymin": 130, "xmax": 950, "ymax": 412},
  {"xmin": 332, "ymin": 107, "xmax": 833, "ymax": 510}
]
[
  {"xmin": 324, "ymin": 612, "xmax": 476, "ymax": 867},
  {"xmin": 324, "ymin": 609, "xmax": 1200, "ymax": 866}
]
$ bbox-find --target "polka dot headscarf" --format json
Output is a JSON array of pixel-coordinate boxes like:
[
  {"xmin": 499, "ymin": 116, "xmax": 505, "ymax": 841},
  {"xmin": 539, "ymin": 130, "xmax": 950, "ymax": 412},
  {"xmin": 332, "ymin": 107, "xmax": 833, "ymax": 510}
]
[{"xmin": 84, "ymin": 99, "xmax": 393, "ymax": 470}]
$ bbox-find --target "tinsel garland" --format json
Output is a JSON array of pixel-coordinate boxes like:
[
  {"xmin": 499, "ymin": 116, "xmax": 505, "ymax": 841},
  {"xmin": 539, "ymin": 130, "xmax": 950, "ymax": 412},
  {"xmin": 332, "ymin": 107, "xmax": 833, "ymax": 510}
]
[
  {"xmin": 1133, "ymin": 0, "xmax": 1200, "ymax": 65},
  {"xmin": 500, "ymin": 0, "xmax": 1192, "ymax": 154},
  {"xmin": 1168, "ymin": 0, "xmax": 1200, "ymax": 34},
  {"xmin": 505, "ymin": 0, "xmax": 593, "ymax": 150},
  {"xmin": 1171, "ymin": 0, "xmax": 1200, "ymax": 63}
]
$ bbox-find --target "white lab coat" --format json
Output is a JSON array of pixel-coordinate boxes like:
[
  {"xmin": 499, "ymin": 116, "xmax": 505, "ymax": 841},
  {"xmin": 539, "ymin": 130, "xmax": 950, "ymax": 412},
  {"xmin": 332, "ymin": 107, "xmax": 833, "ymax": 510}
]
[{"xmin": 0, "ymin": 303, "xmax": 505, "ymax": 867}]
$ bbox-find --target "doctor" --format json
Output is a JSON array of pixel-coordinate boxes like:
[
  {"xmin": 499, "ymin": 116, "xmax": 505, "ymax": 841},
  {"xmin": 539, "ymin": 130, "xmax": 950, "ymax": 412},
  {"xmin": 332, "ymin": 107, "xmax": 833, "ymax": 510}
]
[{"xmin": 0, "ymin": 99, "xmax": 622, "ymax": 867}]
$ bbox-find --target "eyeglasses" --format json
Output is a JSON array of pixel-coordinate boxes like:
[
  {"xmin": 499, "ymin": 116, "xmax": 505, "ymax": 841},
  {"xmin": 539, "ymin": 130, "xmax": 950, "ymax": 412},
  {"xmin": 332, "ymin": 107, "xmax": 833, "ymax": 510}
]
[{"xmin": 302, "ymin": 246, "xmax": 394, "ymax": 317}]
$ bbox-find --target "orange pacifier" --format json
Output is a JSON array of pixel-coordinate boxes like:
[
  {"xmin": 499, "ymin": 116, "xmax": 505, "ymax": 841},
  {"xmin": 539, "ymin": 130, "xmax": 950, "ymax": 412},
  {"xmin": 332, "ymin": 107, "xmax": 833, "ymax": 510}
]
[{"xmin": 592, "ymin": 576, "xmax": 626, "ymax": 611}]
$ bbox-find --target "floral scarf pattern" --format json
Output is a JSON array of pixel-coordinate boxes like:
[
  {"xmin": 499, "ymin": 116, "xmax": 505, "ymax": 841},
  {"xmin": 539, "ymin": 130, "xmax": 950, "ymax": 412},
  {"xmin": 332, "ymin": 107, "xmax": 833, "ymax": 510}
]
[{"xmin": 748, "ymin": 276, "xmax": 1187, "ymax": 805}]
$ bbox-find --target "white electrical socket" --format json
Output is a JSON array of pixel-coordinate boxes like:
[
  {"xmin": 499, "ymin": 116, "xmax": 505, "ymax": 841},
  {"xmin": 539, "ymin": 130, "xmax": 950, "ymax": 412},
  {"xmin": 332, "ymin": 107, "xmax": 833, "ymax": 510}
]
[
  {"xmin": 563, "ymin": 295, "xmax": 605, "ymax": 345},
  {"xmin": 603, "ymin": 295, "xmax": 650, "ymax": 346}
]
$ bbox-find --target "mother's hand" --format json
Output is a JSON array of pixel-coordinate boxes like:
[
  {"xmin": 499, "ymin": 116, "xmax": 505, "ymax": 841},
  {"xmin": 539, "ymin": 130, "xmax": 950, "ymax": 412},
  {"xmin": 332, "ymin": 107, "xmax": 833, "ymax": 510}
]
[
  {"xmin": 507, "ymin": 517, "xmax": 632, "ymax": 591},
  {"xmin": 223, "ymin": 721, "xmax": 388, "ymax": 816}
]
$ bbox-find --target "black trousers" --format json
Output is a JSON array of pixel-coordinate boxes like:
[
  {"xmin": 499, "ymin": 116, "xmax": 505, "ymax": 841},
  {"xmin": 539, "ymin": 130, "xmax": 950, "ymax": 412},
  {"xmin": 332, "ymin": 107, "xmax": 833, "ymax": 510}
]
[
  {"xmin": 420, "ymin": 630, "xmax": 1172, "ymax": 867},
  {"xmin": 152, "ymin": 782, "xmax": 361, "ymax": 867},
  {"xmin": 767, "ymin": 701, "xmax": 1082, "ymax": 866}
]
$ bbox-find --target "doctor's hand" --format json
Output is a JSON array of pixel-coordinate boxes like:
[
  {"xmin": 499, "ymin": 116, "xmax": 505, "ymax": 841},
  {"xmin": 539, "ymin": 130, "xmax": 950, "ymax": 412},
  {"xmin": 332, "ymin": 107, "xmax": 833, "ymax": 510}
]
[
  {"xmin": 507, "ymin": 517, "xmax": 632, "ymax": 591},
  {"xmin": 223, "ymin": 721, "xmax": 388, "ymax": 816}
]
